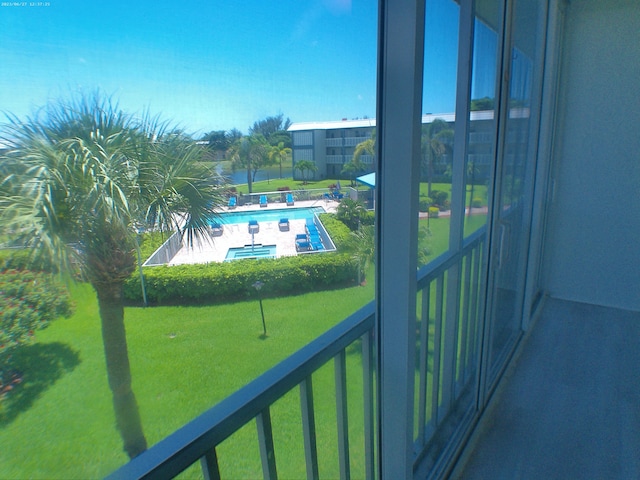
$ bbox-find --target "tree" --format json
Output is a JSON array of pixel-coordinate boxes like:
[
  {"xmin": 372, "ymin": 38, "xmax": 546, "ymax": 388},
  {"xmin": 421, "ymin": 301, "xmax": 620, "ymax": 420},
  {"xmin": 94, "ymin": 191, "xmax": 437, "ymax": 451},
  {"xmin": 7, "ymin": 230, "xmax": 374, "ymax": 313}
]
[
  {"xmin": 249, "ymin": 114, "xmax": 291, "ymax": 142},
  {"xmin": 226, "ymin": 128, "xmax": 243, "ymax": 143},
  {"xmin": 294, "ymin": 160, "xmax": 317, "ymax": 184},
  {"xmin": 353, "ymin": 137, "xmax": 375, "ymax": 164},
  {"xmin": 336, "ymin": 198, "xmax": 371, "ymax": 231},
  {"xmin": 200, "ymin": 130, "xmax": 230, "ymax": 160},
  {"xmin": 0, "ymin": 93, "xmax": 225, "ymax": 458},
  {"xmin": 466, "ymin": 160, "xmax": 480, "ymax": 217},
  {"xmin": 470, "ymin": 97, "xmax": 495, "ymax": 111},
  {"xmin": 228, "ymin": 134, "xmax": 273, "ymax": 193},
  {"xmin": 269, "ymin": 141, "xmax": 291, "ymax": 179},
  {"xmin": 421, "ymin": 119, "xmax": 454, "ymax": 196},
  {"xmin": 343, "ymin": 133, "xmax": 375, "ymax": 186},
  {"xmin": 0, "ymin": 269, "xmax": 73, "ymax": 389},
  {"xmin": 346, "ymin": 224, "xmax": 375, "ymax": 285}
]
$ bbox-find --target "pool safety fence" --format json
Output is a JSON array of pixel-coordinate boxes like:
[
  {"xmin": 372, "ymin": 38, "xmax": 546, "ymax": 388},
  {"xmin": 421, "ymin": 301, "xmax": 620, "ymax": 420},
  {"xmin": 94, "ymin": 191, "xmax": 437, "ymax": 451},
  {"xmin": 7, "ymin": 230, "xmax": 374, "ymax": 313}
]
[
  {"xmin": 142, "ymin": 231, "xmax": 182, "ymax": 266},
  {"xmin": 236, "ymin": 188, "xmax": 360, "ymax": 207}
]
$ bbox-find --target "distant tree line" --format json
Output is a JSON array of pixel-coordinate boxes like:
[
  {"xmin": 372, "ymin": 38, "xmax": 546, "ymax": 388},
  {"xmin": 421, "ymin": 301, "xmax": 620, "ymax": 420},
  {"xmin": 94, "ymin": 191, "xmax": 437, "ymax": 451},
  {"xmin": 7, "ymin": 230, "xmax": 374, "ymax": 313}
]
[{"xmin": 200, "ymin": 114, "xmax": 293, "ymax": 193}]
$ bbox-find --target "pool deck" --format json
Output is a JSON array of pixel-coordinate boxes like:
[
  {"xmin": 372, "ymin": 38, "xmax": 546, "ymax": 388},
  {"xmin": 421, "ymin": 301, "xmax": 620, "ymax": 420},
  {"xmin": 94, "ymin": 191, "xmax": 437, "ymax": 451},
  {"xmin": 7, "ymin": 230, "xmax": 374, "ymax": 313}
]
[{"xmin": 169, "ymin": 199, "xmax": 338, "ymax": 265}]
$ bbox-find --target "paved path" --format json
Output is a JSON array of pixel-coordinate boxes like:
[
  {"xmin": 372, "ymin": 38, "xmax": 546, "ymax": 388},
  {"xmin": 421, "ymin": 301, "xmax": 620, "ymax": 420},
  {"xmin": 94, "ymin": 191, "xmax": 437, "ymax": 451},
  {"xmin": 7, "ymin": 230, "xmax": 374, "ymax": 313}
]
[{"xmin": 169, "ymin": 200, "xmax": 337, "ymax": 265}]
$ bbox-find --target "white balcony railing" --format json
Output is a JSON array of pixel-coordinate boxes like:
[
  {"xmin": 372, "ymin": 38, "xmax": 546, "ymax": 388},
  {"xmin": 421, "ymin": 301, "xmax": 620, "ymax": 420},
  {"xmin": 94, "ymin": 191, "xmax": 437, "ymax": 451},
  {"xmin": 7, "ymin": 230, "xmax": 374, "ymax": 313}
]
[
  {"xmin": 325, "ymin": 138, "xmax": 343, "ymax": 147},
  {"xmin": 326, "ymin": 155, "xmax": 346, "ymax": 164}
]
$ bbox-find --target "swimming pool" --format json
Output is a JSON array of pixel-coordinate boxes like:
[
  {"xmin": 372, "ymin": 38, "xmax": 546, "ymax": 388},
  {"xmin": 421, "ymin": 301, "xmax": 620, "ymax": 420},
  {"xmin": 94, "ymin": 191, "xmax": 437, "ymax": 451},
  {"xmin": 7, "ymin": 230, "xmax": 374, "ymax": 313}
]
[
  {"xmin": 215, "ymin": 206, "xmax": 325, "ymax": 225},
  {"xmin": 225, "ymin": 244, "xmax": 276, "ymax": 260}
]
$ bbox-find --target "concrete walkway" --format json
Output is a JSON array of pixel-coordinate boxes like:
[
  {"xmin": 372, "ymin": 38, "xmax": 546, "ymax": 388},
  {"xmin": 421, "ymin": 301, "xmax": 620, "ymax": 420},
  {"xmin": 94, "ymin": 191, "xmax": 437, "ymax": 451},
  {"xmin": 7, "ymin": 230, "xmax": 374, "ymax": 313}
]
[{"xmin": 169, "ymin": 200, "xmax": 337, "ymax": 265}]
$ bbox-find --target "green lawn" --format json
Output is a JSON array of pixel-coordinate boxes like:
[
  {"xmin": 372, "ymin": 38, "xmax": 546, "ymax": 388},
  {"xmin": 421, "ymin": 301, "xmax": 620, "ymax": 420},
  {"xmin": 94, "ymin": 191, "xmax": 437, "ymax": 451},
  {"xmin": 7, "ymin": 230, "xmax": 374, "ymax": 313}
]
[
  {"xmin": 233, "ymin": 177, "xmax": 367, "ymax": 195},
  {"xmin": 419, "ymin": 182, "xmax": 489, "ymax": 208},
  {"xmin": 0, "ymin": 278, "xmax": 374, "ymax": 479},
  {"xmin": 0, "ymin": 212, "xmax": 488, "ymax": 479}
]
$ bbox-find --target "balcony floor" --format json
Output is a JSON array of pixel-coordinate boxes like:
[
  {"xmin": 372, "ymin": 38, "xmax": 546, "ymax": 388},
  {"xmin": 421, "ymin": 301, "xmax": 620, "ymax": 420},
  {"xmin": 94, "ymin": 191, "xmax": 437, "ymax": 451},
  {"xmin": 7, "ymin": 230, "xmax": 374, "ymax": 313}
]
[{"xmin": 455, "ymin": 297, "xmax": 640, "ymax": 479}]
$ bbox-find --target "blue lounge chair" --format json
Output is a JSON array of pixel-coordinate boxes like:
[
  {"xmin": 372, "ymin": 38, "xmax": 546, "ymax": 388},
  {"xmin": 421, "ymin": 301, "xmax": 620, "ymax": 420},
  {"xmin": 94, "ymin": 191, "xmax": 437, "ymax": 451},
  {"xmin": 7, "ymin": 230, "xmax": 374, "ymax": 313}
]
[
  {"xmin": 296, "ymin": 240, "xmax": 311, "ymax": 252},
  {"xmin": 286, "ymin": 193, "xmax": 294, "ymax": 206},
  {"xmin": 210, "ymin": 222, "xmax": 223, "ymax": 236},
  {"xmin": 248, "ymin": 220, "xmax": 259, "ymax": 233},
  {"xmin": 228, "ymin": 196, "xmax": 237, "ymax": 209},
  {"xmin": 278, "ymin": 218, "xmax": 290, "ymax": 231},
  {"xmin": 260, "ymin": 195, "xmax": 268, "ymax": 207}
]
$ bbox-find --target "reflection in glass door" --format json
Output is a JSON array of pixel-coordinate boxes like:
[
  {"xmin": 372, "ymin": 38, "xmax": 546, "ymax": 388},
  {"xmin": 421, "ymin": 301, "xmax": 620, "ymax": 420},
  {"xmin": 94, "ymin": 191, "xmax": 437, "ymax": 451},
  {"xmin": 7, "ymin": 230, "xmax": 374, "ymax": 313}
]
[{"xmin": 485, "ymin": 0, "xmax": 548, "ymax": 385}]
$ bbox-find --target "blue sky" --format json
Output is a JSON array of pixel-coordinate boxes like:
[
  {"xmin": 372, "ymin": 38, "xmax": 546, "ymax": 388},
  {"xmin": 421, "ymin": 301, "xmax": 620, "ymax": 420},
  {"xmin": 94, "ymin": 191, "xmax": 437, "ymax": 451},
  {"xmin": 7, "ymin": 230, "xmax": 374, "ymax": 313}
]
[{"xmin": 0, "ymin": 0, "xmax": 494, "ymax": 136}]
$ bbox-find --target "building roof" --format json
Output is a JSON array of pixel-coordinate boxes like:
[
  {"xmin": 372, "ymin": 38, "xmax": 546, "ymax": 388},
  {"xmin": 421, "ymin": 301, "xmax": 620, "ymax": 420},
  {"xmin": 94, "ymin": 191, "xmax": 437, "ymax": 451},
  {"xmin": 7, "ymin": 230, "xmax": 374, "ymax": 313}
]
[
  {"xmin": 287, "ymin": 109, "xmax": 529, "ymax": 133},
  {"xmin": 288, "ymin": 118, "xmax": 376, "ymax": 132}
]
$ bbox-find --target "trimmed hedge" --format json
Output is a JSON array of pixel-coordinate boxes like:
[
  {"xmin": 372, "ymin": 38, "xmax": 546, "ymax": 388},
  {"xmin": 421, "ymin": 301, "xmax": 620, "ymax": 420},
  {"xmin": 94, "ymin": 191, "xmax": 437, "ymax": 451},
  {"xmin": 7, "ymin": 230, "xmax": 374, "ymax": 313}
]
[
  {"xmin": 0, "ymin": 249, "xmax": 59, "ymax": 274},
  {"xmin": 318, "ymin": 214, "xmax": 352, "ymax": 249},
  {"xmin": 124, "ymin": 252, "xmax": 359, "ymax": 305}
]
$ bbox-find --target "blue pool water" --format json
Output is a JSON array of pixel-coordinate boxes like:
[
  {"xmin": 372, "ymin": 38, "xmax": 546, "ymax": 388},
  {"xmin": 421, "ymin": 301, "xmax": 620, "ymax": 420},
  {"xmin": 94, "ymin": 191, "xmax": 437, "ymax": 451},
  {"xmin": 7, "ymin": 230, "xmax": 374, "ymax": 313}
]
[
  {"xmin": 215, "ymin": 206, "xmax": 325, "ymax": 225},
  {"xmin": 225, "ymin": 245, "xmax": 276, "ymax": 260}
]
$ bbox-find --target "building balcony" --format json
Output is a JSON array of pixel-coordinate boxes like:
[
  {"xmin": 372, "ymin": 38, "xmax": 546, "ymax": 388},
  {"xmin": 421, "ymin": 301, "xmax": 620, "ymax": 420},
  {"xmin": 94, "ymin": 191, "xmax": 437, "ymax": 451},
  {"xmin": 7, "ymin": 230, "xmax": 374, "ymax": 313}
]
[
  {"xmin": 326, "ymin": 154, "xmax": 348, "ymax": 164},
  {"xmin": 344, "ymin": 137, "xmax": 371, "ymax": 147},
  {"xmin": 325, "ymin": 138, "xmax": 343, "ymax": 147}
]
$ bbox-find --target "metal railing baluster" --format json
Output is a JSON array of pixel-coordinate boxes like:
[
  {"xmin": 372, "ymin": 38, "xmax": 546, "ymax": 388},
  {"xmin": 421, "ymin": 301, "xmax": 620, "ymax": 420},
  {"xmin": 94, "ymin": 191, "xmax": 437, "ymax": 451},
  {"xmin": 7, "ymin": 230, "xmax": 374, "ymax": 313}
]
[
  {"xmin": 362, "ymin": 330, "xmax": 375, "ymax": 480},
  {"xmin": 460, "ymin": 251, "xmax": 473, "ymax": 383},
  {"xmin": 431, "ymin": 273, "xmax": 445, "ymax": 426},
  {"xmin": 469, "ymin": 242, "xmax": 483, "ymax": 366},
  {"xmin": 300, "ymin": 377, "xmax": 319, "ymax": 480},
  {"xmin": 200, "ymin": 448, "xmax": 221, "ymax": 480},
  {"xmin": 257, "ymin": 407, "xmax": 278, "ymax": 480},
  {"xmin": 418, "ymin": 286, "xmax": 431, "ymax": 446},
  {"xmin": 335, "ymin": 350, "xmax": 351, "ymax": 480}
]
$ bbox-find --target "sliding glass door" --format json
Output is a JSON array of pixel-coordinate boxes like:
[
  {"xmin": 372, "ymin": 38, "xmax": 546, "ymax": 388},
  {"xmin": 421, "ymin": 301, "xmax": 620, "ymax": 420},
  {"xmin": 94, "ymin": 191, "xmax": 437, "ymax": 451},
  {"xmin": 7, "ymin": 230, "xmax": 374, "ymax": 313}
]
[{"xmin": 483, "ymin": 0, "xmax": 549, "ymax": 389}]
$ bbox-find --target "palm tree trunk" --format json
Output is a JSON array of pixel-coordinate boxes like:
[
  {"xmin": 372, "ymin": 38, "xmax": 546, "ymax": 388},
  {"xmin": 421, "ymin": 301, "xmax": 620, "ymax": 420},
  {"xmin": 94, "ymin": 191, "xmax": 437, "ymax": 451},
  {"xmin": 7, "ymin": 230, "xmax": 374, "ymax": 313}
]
[
  {"xmin": 96, "ymin": 281, "xmax": 147, "ymax": 459},
  {"xmin": 468, "ymin": 179, "xmax": 475, "ymax": 217},
  {"xmin": 428, "ymin": 152, "xmax": 433, "ymax": 196}
]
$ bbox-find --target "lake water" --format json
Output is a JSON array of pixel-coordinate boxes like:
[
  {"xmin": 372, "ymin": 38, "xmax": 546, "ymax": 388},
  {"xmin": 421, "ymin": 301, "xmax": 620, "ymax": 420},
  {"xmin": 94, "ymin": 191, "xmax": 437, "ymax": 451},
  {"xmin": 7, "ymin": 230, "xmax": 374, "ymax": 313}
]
[{"xmin": 216, "ymin": 163, "xmax": 293, "ymax": 185}]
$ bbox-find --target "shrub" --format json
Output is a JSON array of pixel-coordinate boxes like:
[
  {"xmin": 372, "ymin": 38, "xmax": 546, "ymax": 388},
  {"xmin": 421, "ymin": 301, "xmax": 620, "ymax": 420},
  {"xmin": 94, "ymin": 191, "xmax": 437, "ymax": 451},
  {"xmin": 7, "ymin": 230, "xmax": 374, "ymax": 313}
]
[
  {"xmin": 138, "ymin": 231, "xmax": 175, "ymax": 262},
  {"xmin": 428, "ymin": 207, "xmax": 440, "ymax": 218},
  {"xmin": 0, "ymin": 270, "xmax": 74, "ymax": 383},
  {"xmin": 419, "ymin": 197, "xmax": 433, "ymax": 212},
  {"xmin": 471, "ymin": 197, "xmax": 483, "ymax": 208},
  {"xmin": 0, "ymin": 249, "xmax": 59, "ymax": 274},
  {"xmin": 417, "ymin": 225, "xmax": 432, "ymax": 266},
  {"xmin": 319, "ymin": 214, "xmax": 353, "ymax": 250},
  {"xmin": 124, "ymin": 253, "xmax": 359, "ymax": 304},
  {"xmin": 439, "ymin": 199, "xmax": 451, "ymax": 211},
  {"xmin": 430, "ymin": 190, "xmax": 449, "ymax": 207},
  {"xmin": 335, "ymin": 198, "xmax": 372, "ymax": 231}
]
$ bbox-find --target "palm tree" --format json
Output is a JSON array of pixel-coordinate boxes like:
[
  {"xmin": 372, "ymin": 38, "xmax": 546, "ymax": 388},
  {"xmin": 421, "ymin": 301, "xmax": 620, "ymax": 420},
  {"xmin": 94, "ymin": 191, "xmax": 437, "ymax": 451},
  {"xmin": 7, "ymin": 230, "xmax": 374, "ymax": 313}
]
[
  {"xmin": 347, "ymin": 224, "xmax": 375, "ymax": 285},
  {"xmin": 0, "ymin": 93, "xmax": 225, "ymax": 459},
  {"xmin": 466, "ymin": 160, "xmax": 480, "ymax": 217},
  {"xmin": 343, "ymin": 132, "xmax": 375, "ymax": 186},
  {"xmin": 228, "ymin": 134, "xmax": 272, "ymax": 193},
  {"xmin": 342, "ymin": 157, "xmax": 368, "ymax": 187},
  {"xmin": 294, "ymin": 160, "xmax": 318, "ymax": 184},
  {"xmin": 269, "ymin": 141, "xmax": 291, "ymax": 179},
  {"xmin": 352, "ymin": 136, "xmax": 375, "ymax": 164},
  {"xmin": 421, "ymin": 119, "xmax": 454, "ymax": 196},
  {"xmin": 336, "ymin": 198, "xmax": 369, "ymax": 231}
]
